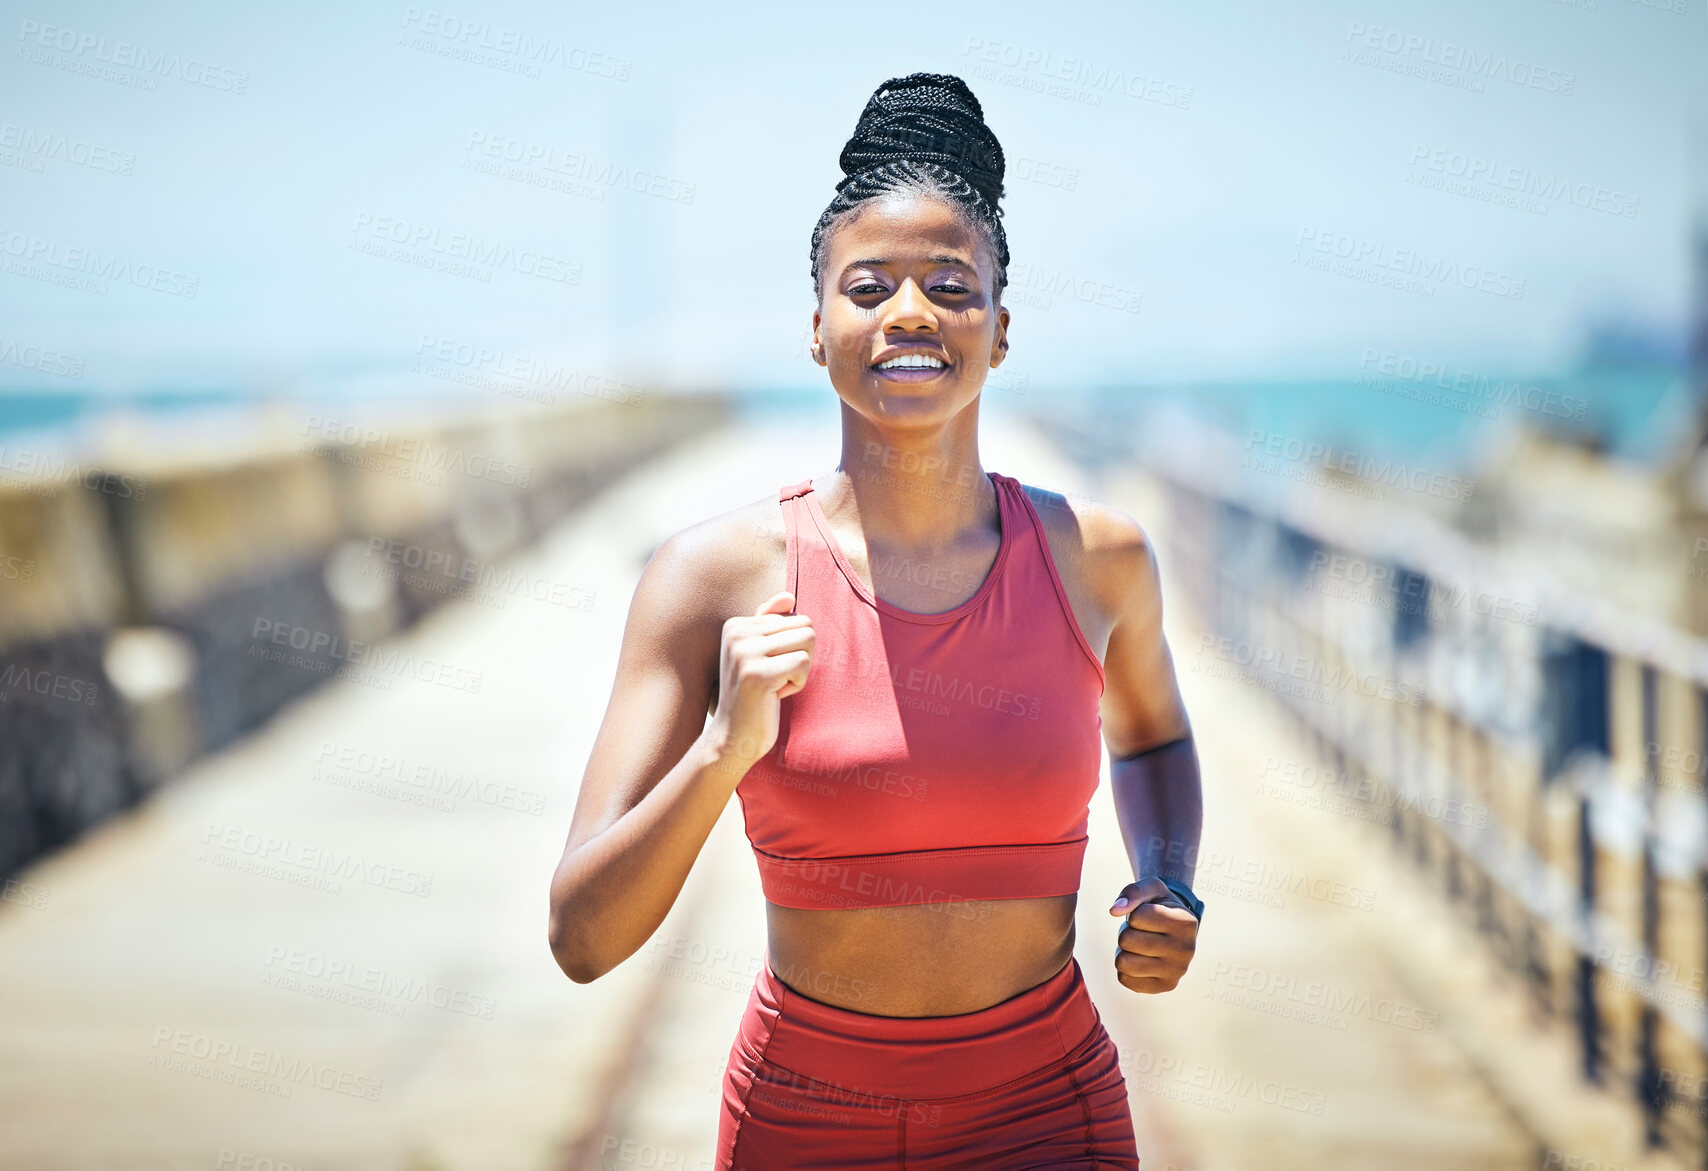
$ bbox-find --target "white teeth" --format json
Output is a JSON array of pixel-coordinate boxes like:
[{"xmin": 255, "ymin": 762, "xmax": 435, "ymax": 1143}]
[{"xmin": 876, "ymin": 354, "xmax": 946, "ymax": 370}]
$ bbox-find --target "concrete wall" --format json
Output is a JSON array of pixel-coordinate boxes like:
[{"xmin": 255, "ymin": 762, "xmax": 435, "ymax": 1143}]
[{"xmin": 0, "ymin": 393, "xmax": 727, "ymax": 880}]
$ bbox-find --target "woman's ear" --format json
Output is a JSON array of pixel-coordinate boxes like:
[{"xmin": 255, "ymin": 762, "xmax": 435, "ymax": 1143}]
[
  {"xmin": 811, "ymin": 309, "xmax": 826, "ymax": 366},
  {"xmin": 989, "ymin": 304, "xmax": 1010, "ymax": 368}
]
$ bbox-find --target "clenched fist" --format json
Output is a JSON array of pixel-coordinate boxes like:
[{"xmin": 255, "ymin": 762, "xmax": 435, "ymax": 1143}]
[
  {"xmin": 705, "ymin": 590, "xmax": 815, "ymax": 770},
  {"xmin": 1107, "ymin": 876, "xmax": 1199, "ymax": 994}
]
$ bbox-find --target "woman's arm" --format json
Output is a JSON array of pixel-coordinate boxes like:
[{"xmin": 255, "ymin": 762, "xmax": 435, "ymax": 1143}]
[
  {"xmin": 1091, "ymin": 511, "xmax": 1203, "ymax": 993},
  {"xmin": 1111, "ymin": 739, "xmax": 1201, "ymax": 887},
  {"xmin": 546, "ymin": 520, "xmax": 811, "ymax": 983}
]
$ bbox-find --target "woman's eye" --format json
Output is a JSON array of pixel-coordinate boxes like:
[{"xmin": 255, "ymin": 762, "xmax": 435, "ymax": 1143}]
[{"xmin": 846, "ymin": 280, "xmax": 969, "ymax": 296}]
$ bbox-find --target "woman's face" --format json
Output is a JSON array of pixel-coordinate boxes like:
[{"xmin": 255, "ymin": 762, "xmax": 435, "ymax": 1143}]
[{"xmin": 813, "ymin": 191, "xmax": 1009, "ymax": 428}]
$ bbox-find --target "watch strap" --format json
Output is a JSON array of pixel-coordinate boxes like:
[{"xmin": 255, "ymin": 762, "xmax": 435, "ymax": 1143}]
[{"xmin": 1158, "ymin": 876, "xmax": 1204, "ymax": 922}]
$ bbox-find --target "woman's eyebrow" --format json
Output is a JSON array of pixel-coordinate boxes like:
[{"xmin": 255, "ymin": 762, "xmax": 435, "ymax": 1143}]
[{"xmin": 842, "ymin": 253, "xmax": 974, "ymax": 272}]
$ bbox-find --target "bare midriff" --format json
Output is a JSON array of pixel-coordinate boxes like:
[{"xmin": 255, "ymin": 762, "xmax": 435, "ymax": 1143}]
[{"xmin": 764, "ymin": 893, "xmax": 1078, "ymax": 1017}]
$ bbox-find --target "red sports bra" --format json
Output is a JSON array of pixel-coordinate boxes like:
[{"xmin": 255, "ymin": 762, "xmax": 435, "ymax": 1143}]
[{"xmin": 734, "ymin": 471, "xmax": 1107, "ymax": 911}]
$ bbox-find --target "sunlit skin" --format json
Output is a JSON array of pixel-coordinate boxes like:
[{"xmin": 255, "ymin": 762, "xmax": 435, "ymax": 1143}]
[
  {"xmin": 762, "ymin": 190, "xmax": 1200, "ymax": 1014},
  {"xmin": 547, "ymin": 187, "xmax": 1200, "ymax": 1018},
  {"xmin": 812, "ymin": 191, "xmax": 1009, "ymax": 437}
]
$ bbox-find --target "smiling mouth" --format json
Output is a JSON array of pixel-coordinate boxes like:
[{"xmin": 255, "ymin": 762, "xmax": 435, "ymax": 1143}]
[{"xmin": 871, "ymin": 354, "xmax": 951, "ymax": 379}]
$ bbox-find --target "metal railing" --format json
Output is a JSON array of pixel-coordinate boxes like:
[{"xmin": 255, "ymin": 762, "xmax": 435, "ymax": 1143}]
[{"xmin": 1043, "ymin": 403, "xmax": 1708, "ymax": 1162}]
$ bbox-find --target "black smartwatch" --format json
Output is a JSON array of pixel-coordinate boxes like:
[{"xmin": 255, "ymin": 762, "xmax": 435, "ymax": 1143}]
[{"xmin": 1158, "ymin": 876, "xmax": 1205, "ymax": 923}]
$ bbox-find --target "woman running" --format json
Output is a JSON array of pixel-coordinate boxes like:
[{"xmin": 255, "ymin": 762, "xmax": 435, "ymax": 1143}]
[{"xmin": 549, "ymin": 72, "xmax": 1204, "ymax": 1170}]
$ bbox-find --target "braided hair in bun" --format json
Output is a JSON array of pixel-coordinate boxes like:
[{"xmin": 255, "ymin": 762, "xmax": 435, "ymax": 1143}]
[{"xmin": 810, "ymin": 72, "xmax": 1010, "ymax": 304}]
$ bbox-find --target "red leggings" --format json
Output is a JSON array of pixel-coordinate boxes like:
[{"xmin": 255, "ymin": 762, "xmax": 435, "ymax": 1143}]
[{"xmin": 717, "ymin": 955, "xmax": 1140, "ymax": 1169}]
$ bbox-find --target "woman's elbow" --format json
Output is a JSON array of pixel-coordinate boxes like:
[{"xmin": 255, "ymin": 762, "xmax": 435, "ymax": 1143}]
[
  {"xmin": 554, "ymin": 952, "xmax": 604, "ymax": 985},
  {"xmin": 547, "ymin": 899, "xmax": 607, "ymax": 984},
  {"xmin": 549, "ymin": 931, "xmax": 608, "ymax": 984}
]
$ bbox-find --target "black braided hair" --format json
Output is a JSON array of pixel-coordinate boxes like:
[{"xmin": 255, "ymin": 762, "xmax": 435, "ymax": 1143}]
[{"xmin": 810, "ymin": 72, "xmax": 1010, "ymax": 304}]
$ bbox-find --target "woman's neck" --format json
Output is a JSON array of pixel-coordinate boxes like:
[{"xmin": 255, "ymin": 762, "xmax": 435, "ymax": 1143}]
[{"xmin": 824, "ymin": 419, "xmax": 996, "ymax": 553}]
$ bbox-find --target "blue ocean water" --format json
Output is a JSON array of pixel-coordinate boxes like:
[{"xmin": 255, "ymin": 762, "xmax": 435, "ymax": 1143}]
[
  {"xmin": 2, "ymin": 362, "xmax": 1692, "ymax": 470},
  {"xmin": 738, "ymin": 361, "xmax": 1691, "ymax": 471},
  {"xmin": 0, "ymin": 387, "xmax": 252, "ymax": 440},
  {"xmin": 1088, "ymin": 363, "xmax": 1689, "ymax": 468}
]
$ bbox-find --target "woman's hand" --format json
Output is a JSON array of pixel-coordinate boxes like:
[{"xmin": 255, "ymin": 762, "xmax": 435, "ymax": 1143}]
[
  {"xmin": 1107, "ymin": 877, "xmax": 1199, "ymax": 994},
  {"xmin": 705, "ymin": 590, "xmax": 815, "ymax": 769}
]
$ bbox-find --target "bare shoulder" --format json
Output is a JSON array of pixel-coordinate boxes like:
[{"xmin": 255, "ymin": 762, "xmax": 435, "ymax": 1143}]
[
  {"xmin": 1011, "ymin": 480, "xmax": 1158, "ymax": 607},
  {"xmin": 636, "ymin": 489, "xmax": 789, "ymax": 627},
  {"xmin": 1008, "ymin": 479, "xmax": 1160, "ymax": 661}
]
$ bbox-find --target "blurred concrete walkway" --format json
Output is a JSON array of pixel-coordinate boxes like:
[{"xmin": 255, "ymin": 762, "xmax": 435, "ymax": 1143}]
[
  {"xmin": 573, "ymin": 419, "xmax": 1551, "ymax": 1171},
  {"xmin": 0, "ymin": 406, "xmax": 1673, "ymax": 1171},
  {"xmin": 0, "ymin": 409, "xmax": 832, "ymax": 1171}
]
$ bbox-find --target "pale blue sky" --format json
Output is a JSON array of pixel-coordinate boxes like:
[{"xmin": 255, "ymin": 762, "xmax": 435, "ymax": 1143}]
[{"xmin": 1, "ymin": 0, "xmax": 1703, "ymax": 400}]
